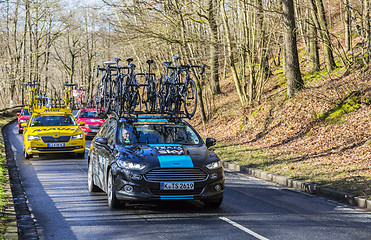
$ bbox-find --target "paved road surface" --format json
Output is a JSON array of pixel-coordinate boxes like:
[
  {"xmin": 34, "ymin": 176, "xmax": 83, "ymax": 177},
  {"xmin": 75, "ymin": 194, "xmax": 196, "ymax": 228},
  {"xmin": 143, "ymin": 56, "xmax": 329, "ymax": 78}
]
[{"xmin": 6, "ymin": 122, "xmax": 371, "ymax": 240}]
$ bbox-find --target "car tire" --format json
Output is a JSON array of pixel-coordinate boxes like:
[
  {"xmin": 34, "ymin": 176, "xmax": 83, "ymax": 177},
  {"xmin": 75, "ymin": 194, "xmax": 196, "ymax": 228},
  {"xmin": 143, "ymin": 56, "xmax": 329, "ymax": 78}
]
[
  {"xmin": 76, "ymin": 152, "xmax": 85, "ymax": 159},
  {"xmin": 203, "ymin": 197, "xmax": 223, "ymax": 208},
  {"xmin": 107, "ymin": 170, "xmax": 121, "ymax": 209},
  {"xmin": 88, "ymin": 161, "xmax": 100, "ymax": 192},
  {"xmin": 24, "ymin": 150, "xmax": 32, "ymax": 159}
]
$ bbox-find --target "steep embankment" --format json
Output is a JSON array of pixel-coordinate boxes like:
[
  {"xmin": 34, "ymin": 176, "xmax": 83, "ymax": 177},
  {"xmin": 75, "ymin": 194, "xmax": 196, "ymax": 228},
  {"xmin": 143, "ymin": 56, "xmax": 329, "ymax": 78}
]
[{"xmin": 191, "ymin": 65, "xmax": 371, "ymax": 199}]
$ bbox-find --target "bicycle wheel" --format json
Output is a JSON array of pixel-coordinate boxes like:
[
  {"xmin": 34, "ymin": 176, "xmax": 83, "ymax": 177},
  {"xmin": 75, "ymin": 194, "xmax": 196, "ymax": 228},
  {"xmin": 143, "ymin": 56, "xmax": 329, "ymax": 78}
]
[
  {"xmin": 103, "ymin": 77, "xmax": 111, "ymax": 114},
  {"xmin": 183, "ymin": 79, "xmax": 197, "ymax": 118},
  {"xmin": 95, "ymin": 82, "xmax": 105, "ymax": 115}
]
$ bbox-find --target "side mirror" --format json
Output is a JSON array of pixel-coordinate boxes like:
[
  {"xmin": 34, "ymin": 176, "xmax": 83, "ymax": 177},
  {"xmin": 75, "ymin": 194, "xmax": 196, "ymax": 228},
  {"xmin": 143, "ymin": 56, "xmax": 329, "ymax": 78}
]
[
  {"xmin": 21, "ymin": 122, "xmax": 28, "ymax": 128},
  {"xmin": 17, "ymin": 113, "xmax": 21, "ymax": 115},
  {"xmin": 96, "ymin": 137, "xmax": 108, "ymax": 145},
  {"xmin": 79, "ymin": 122, "xmax": 85, "ymax": 126},
  {"xmin": 205, "ymin": 138, "xmax": 216, "ymax": 148}
]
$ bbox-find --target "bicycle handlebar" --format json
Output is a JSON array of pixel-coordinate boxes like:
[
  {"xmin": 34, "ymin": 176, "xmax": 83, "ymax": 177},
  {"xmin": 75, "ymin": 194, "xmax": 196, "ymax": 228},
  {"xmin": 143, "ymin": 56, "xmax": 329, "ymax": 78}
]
[{"xmin": 180, "ymin": 64, "xmax": 206, "ymax": 74}]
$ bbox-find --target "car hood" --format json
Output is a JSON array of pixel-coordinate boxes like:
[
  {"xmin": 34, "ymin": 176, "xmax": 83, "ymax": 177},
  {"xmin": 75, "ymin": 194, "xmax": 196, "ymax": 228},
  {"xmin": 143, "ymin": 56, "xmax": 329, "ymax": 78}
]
[
  {"xmin": 28, "ymin": 126, "xmax": 82, "ymax": 136},
  {"xmin": 78, "ymin": 118, "xmax": 105, "ymax": 125},
  {"xmin": 19, "ymin": 115, "xmax": 31, "ymax": 120},
  {"xmin": 116, "ymin": 144, "xmax": 217, "ymax": 168}
]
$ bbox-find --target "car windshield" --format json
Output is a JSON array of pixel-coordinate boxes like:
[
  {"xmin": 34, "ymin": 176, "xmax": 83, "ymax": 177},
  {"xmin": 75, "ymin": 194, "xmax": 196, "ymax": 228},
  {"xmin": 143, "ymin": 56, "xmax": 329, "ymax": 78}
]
[
  {"xmin": 22, "ymin": 108, "xmax": 31, "ymax": 115},
  {"xmin": 30, "ymin": 114, "xmax": 77, "ymax": 127},
  {"xmin": 79, "ymin": 111, "xmax": 104, "ymax": 119},
  {"xmin": 118, "ymin": 123, "xmax": 201, "ymax": 145}
]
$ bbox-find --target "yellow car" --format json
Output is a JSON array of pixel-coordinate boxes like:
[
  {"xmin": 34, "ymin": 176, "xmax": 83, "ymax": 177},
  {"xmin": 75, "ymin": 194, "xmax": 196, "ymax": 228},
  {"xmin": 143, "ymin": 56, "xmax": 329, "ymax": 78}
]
[{"xmin": 22, "ymin": 107, "xmax": 85, "ymax": 159}]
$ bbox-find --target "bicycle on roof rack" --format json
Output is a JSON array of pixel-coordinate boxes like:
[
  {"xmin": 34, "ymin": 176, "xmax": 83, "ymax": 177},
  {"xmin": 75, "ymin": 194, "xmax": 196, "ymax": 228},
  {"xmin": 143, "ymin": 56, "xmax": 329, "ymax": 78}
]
[
  {"xmin": 158, "ymin": 56, "xmax": 203, "ymax": 118},
  {"xmin": 63, "ymin": 82, "xmax": 78, "ymax": 109},
  {"xmin": 95, "ymin": 56, "xmax": 205, "ymax": 119},
  {"xmin": 96, "ymin": 59, "xmax": 119, "ymax": 115},
  {"xmin": 24, "ymin": 81, "xmax": 40, "ymax": 110}
]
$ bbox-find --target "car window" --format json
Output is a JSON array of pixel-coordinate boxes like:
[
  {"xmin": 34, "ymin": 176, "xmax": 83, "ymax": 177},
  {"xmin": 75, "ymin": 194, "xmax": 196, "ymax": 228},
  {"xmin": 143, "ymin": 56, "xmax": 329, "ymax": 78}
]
[
  {"xmin": 80, "ymin": 111, "xmax": 104, "ymax": 119},
  {"xmin": 98, "ymin": 120, "xmax": 111, "ymax": 137},
  {"xmin": 30, "ymin": 114, "xmax": 76, "ymax": 127},
  {"xmin": 118, "ymin": 123, "xmax": 201, "ymax": 145},
  {"xmin": 105, "ymin": 122, "xmax": 116, "ymax": 146},
  {"xmin": 23, "ymin": 109, "xmax": 31, "ymax": 115}
]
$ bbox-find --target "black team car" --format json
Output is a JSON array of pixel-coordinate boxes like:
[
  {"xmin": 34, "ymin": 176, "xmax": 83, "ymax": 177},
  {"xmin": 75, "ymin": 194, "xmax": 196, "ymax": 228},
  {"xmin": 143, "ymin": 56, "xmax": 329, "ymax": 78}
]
[{"xmin": 88, "ymin": 115, "xmax": 225, "ymax": 209}]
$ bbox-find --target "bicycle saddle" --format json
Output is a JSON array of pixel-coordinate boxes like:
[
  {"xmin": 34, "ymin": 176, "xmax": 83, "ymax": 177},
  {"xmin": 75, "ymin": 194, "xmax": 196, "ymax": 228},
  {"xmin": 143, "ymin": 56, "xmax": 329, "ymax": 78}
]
[
  {"xmin": 173, "ymin": 56, "xmax": 180, "ymax": 60},
  {"xmin": 114, "ymin": 58, "xmax": 121, "ymax": 63},
  {"xmin": 163, "ymin": 62, "xmax": 172, "ymax": 67},
  {"xmin": 104, "ymin": 61, "xmax": 116, "ymax": 66},
  {"xmin": 126, "ymin": 58, "xmax": 134, "ymax": 64},
  {"xmin": 147, "ymin": 59, "xmax": 154, "ymax": 64}
]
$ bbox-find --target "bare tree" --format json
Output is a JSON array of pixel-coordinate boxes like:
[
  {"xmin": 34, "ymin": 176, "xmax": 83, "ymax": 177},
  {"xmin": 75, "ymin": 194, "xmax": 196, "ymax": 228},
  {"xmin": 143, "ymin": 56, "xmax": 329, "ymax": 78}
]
[{"xmin": 282, "ymin": 0, "xmax": 303, "ymax": 97}]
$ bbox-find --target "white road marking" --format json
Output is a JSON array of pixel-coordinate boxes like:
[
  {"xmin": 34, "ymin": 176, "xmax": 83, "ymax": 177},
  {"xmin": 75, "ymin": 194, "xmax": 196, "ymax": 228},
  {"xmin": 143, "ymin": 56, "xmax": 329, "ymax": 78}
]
[{"xmin": 219, "ymin": 217, "xmax": 269, "ymax": 240}]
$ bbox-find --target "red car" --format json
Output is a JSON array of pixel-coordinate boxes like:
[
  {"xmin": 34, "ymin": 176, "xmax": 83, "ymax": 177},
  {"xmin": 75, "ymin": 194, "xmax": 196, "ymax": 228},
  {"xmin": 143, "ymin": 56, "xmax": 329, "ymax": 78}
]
[
  {"xmin": 75, "ymin": 108, "xmax": 106, "ymax": 137},
  {"xmin": 17, "ymin": 107, "xmax": 32, "ymax": 134}
]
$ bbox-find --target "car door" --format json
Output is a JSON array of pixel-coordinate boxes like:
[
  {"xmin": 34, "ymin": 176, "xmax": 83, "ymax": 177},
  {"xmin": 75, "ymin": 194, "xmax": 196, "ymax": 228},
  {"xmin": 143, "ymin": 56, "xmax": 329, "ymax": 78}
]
[
  {"xmin": 101, "ymin": 120, "xmax": 117, "ymax": 191},
  {"xmin": 92, "ymin": 119, "xmax": 111, "ymax": 189}
]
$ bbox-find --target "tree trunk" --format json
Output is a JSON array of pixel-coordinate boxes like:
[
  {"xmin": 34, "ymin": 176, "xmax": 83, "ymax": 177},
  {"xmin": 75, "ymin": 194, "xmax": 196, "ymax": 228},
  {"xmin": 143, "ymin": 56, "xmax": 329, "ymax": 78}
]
[
  {"xmin": 315, "ymin": 0, "xmax": 336, "ymax": 72},
  {"xmin": 221, "ymin": 0, "xmax": 247, "ymax": 106},
  {"xmin": 364, "ymin": 0, "xmax": 370, "ymax": 63},
  {"xmin": 309, "ymin": 8, "xmax": 320, "ymax": 72},
  {"xmin": 282, "ymin": 0, "xmax": 304, "ymax": 98},
  {"xmin": 344, "ymin": 0, "xmax": 351, "ymax": 52},
  {"xmin": 207, "ymin": 0, "xmax": 221, "ymax": 95}
]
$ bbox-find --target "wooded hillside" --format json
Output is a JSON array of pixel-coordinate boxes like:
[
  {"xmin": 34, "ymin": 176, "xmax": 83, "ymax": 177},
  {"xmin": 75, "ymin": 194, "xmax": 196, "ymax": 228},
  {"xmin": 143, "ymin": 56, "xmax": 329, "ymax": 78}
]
[{"xmin": 1, "ymin": 0, "xmax": 370, "ymax": 197}]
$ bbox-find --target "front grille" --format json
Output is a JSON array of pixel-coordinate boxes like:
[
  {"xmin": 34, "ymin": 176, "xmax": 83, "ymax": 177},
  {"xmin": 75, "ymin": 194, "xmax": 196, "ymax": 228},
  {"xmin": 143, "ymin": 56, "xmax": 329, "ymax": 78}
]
[
  {"xmin": 41, "ymin": 136, "xmax": 71, "ymax": 143},
  {"xmin": 145, "ymin": 168, "xmax": 208, "ymax": 182},
  {"xmin": 88, "ymin": 124, "xmax": 100, "ymax": 129},
  {"xmin": 33, "ymin": 147, "xmax": 79, "ymax": 151}
]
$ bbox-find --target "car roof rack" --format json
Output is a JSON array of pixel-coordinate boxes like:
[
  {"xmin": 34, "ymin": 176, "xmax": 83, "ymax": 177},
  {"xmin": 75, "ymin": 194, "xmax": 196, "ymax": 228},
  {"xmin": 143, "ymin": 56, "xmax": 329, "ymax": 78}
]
[{"xmin": 117, "ymin": 113, "xmax": 184, "ymax": 124}]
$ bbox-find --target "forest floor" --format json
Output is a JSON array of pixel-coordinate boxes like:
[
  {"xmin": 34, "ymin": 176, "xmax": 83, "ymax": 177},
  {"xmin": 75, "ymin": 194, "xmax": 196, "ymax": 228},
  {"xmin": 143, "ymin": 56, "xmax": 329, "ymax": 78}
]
[{"xmin": 190, "ymin": 62, "xmax": 371, "ymax": 200}]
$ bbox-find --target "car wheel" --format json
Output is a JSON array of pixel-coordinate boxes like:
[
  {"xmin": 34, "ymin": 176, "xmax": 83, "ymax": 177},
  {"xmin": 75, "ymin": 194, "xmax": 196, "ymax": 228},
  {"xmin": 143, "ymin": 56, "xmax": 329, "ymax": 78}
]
[
  {"xmin": 203, "ymin": 197, "xmax": 223, "ymax": 208},
  {"xmin": 88, "ymin": 161, "xmax": 100, "ymax": 192},
  {"xmin": 107, "ymin": 170, "xmax": 121, "ymax": 209},
  {"xmin": 24, "ymin": 150, "xmax": 32, "ymax": 159},
  {"xmin": 76, "ymin": 152, "xmax": 85, "ymax": 159}
]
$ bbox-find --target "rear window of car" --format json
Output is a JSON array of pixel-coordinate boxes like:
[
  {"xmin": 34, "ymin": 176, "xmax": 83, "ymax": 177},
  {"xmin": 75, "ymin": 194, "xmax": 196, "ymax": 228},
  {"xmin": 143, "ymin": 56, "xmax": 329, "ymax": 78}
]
[
  {"xmin": 30, "ymin": 114, "xmax": 77, "ymax": 127},
  {"xmin": 117, "ymin": 123, "xmax": 201, "ymax": 145},
  {"xmin": 79, "ymin": 111, "xmax": 104, "ymax": 119},
  {"xmin": 22, "ymin": 108, "xmax": 31, "ymax": 115}
]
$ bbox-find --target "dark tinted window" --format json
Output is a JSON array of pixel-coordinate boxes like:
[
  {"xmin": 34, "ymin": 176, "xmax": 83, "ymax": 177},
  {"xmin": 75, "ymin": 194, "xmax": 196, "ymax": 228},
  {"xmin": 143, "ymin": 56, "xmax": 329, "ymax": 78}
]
[
  {"xmin": 106, "ymin": 122, "xmax": 116, "ymax": 146},
  {"xmin": 118, "ymin": 123, "xmax": 201, "ymax": 145},
  {"xmin": 98, "ymin": 120, "xmax": 111, "ymax": 137},
  {"xmin": 79, "ymin": 111, "xmax": 105, "ymax": 119}
]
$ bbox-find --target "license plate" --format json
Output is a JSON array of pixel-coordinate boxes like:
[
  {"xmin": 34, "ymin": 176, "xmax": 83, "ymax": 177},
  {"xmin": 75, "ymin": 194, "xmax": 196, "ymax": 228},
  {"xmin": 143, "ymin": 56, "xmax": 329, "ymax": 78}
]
[
  {"xmin": 161, "ymin": 182, "xmax": 194, "ymax": 190},
  {"xmin": 48, "ymin": 143, "xmax": 65, "ymax": 147},
  {"xmin": 91, "ymin": 129, "xmax": 99, "ymax": 132}
]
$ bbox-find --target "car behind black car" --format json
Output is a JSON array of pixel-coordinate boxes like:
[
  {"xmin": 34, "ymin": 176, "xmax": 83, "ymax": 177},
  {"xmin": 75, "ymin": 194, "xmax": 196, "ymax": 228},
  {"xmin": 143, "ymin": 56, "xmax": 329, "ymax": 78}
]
[{"xmin": 88, "ymin": 115, "xmax": 225, "ymax": 209}]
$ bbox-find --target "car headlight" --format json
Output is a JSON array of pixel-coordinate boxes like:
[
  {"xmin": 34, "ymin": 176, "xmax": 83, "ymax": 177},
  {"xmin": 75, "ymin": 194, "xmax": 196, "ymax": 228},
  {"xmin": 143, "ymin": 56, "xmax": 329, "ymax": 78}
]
[
  {"xmin": 72, "ymin": 134, "xmax": 83, "ymax": 140},
  {"xmin": 20, "ymin": 119, "xmax": 27, "ymax": 123},
  {"xmin": 206, "ymin": 161, "xmax": 222, "ymax": 170},
  {"xmin": 27, "ymin": 135, "xmax": 40, "ymax": 141},
  {"xmin": 116, "ymin": 160, "xmax": 145, "ymax": 170}
]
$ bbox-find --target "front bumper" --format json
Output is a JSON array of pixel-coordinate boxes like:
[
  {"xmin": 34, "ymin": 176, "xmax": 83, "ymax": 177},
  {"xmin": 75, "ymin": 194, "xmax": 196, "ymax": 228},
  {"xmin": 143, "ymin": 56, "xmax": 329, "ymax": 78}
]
[
  {"xmin": 112, "ymin": 167, "xmax": 225, "ymax": 201},
  {"xmin": 24, "ymin": 139, "xmax": 85, "ymax": 154},
  {"xmin": 81, "ymin": 128, "xmax": 100, "ymax": 136}
]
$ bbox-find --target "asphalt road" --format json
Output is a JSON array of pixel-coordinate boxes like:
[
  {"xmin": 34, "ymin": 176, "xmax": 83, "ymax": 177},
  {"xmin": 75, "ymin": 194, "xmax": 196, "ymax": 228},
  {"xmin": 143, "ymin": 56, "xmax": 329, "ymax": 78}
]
[{"xmin": 6, "ymin": 122, "xmax": 371, "ymax": 240}]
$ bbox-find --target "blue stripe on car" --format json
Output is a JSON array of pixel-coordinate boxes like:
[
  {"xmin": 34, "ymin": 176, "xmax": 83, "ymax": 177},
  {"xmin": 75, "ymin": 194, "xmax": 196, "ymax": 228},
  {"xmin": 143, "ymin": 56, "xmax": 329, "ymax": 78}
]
[
  {"xmin": 137, "ymin": 119, "xmax": 168, "ymax": 123},
  {"xmin": 149, "ymin": 144, "xmax": 182, "ymax": 147},
  {"xmin": 158, "ymin": 155, "xmax": 193, "ymax": 168},
  {"xmin": 160, "ymin": 195, "xmax": 194, "ymax": 200}
]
